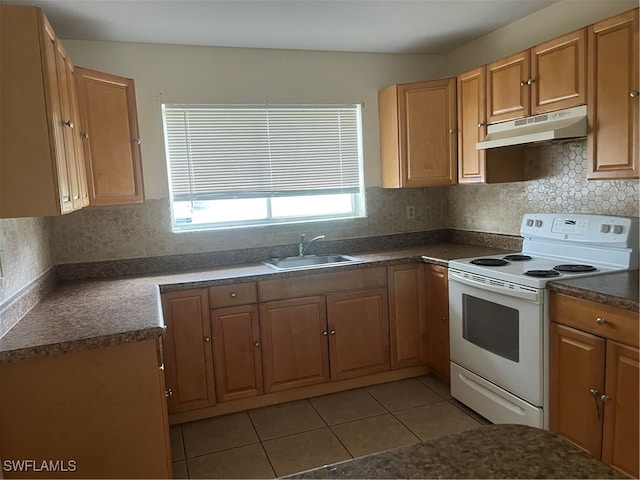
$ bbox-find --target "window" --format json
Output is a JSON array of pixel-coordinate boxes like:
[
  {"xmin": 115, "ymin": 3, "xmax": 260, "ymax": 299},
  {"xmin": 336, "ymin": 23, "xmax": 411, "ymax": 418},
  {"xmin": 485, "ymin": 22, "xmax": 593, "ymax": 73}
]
[{"xmin": 162, "ymin": 104, "xmax": 365, "ymax": 231}]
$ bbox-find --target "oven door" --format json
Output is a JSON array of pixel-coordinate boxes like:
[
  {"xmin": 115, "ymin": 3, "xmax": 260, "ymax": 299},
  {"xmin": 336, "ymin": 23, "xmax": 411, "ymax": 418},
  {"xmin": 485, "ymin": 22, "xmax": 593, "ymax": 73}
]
[{"xmin": 448, "ymin": 269, "xmax": 543, "ymax": 406}]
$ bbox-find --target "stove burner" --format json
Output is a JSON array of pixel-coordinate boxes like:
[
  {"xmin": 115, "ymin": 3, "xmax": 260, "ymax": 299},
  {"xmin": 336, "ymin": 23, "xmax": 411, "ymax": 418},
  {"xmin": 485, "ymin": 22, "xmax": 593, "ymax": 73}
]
[
  {"xmin": 553, "ymin": 264, "xmax": 597, "ymax": 273},
  {"xmin": 524, "ymin": 269, "xmax": 561, "ymax": 278},
  {"xmin": 471, "ymin": 258, "xmax": 509, "ymax": 267},
  {"xmin": 503, "ymin": 254, "xmax": 533, "ymax": 261}
]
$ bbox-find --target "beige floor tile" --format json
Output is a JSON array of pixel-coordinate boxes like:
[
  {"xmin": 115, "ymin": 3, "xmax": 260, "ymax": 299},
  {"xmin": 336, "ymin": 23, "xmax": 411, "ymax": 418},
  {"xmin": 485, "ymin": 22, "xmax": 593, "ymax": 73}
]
[
  {"xmin": 416, "ymin": 374, "xmax": 453, "ymax": 399},
  {"xmin": 393, "ymin": 400, "xmax": 482, "ymax": 442},
  {"xmin": 263, "ymin": 427, "xmax": 351, "ymax": 477},
  {"xmin": 172, "ymin": 460, "xmax": 188, "ymax": 479},
  {"xmin": 182, "ymin": 412, "xmax": 259, "ymax": 458},
  {"xmin": 187, "ymin": 443, "xmax": 275, "ymax": 479},
  {"xmin": 451, "ymin": 399, "xmax": 492, "ymax": 425},
  {"xmin": 309, "ymin": 388, "xmax": 386, "ymax": 425},
  {"xmin": 170, "ymin": 425, "xmax": 185, "ymax": 462},
  {"xmin": 365, "ymin": 378, "xmax": 443, "ymax": 411},
  {"xmin": 331, "ymin": 413, "xmax": 420, "ymax": 458},
  {"xmin": 249, "ymin": 399, "xmax": 326, "ymax": 440}
]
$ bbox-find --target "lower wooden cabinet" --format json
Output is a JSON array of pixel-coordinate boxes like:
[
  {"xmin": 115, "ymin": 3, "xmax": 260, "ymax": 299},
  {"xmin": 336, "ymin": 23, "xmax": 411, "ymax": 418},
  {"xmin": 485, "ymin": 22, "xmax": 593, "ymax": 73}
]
[
  {"xmin": 259, "ymin": 296, "xmax": 330, "ymax": 393},
  {"xmin": 388, "ymin": 263, "xmax": 427, "ymax": 369},
  {"xmin": 161, "ymin": 289, "xmax": 216, "ymax": 413},
  {"xmin": 425, "ymin": 264, "xmax": 450, "ymax": 382},
  {"xmin": 211, "ymin": 304, "xmax": 263, "ymax": 402},
  {"xmin": 550, "ymin": 292, "xmax": 639, "ymax": 478},
  {"xmin": 327, "ymin": 288, "xmax": 390, "ymax": 380}
]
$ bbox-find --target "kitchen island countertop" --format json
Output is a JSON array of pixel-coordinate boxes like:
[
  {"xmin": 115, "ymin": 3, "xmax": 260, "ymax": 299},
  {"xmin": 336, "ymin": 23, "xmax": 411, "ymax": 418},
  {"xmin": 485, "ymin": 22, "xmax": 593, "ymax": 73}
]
[
  {"xmin": 0, "ymin": 242, "xmax": 512, "ymax": 364},
  {"xmin": 286, "ymin": 424, "xmax": 624, "ymax": 479}
]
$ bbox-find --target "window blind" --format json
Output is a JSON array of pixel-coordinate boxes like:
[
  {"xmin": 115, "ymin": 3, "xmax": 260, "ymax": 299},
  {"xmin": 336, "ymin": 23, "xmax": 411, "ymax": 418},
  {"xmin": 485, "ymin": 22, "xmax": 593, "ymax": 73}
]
[{"xmin": 163, "ymin": 104, "xmax": 361, "ymax": 202}]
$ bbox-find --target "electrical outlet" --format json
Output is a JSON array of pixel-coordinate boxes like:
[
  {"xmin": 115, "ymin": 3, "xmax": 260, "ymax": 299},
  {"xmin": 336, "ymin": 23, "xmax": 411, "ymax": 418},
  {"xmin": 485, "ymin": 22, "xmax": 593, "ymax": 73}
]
[{"xmin": 406, "ymin": 206, "xmax": 415, "ymax": 219}]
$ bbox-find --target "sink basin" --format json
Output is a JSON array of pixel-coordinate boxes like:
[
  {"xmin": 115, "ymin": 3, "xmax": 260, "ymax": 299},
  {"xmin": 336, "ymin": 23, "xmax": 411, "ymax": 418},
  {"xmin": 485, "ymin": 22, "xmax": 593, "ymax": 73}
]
[{"xmin": 263, "ymin": 254, "xmax": 363, "ymax": 271}]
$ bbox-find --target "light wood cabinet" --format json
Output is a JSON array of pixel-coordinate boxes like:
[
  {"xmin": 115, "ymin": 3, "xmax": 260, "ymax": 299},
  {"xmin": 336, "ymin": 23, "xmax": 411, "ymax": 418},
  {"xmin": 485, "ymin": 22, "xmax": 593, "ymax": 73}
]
[
  {"xmin": 425, "ymin": 264, "xmax": 450, "ymax": 382},
  {"xmin": 76, "ymin": 67, "xmax": 145, "ymax": 204},
  {"xmin": 379, "ymin": 78, "xmax": 457, "ymax": 188},
  {"xmin": 388, "ymin": 263, "xmax": 427, "ymax": 369},
  {"xmin": 487, "ymin": 29, "xmax": 586, "ymax": 123},
  {"xmin": 457, "ymin": 66, "xmax": 525, "ymax": 184},
  {"xmin": 259, "ymin": 296, "xmax": 330, "ymax": 393},
  {"xmin": 587, "ymin": 9, "xmax": 639, "ymax": 179},
  {"xmin": 0, "ymin": 5, "xmax": 87, "ymax": 217},
  {"xmin": 211, "ymin": 305, "xmax": 263, "ymax": 402},
  {"xmin": 326, "ymin": 288, "xmax": 390, "ymax": 380},
  {"xmin": 0, "ymin": 339, "xmax": 172, "ymax": 478},
  {"xmin": 161, "ymin": 289, "xmax": 216, "ymax": 413},
  {"xmin": 550, "ymin": 292, "xmax": 639, "ymax": 478}
]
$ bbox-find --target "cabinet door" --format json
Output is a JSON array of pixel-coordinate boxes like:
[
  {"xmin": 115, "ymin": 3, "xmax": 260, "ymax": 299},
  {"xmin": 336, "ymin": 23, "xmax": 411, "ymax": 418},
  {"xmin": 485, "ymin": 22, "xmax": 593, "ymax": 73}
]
[
  {"xmin": 602, "ymin": 341, "xmax": 639, "ymax": 478},
  {"xmin": 400, "ymin": 79, "xmax": 457, "ymax": 187},
  {"xmin": 587, "ymin": 9, "xmax": 639, "ymax": 179},
  {"xmin": 457, "ymin": 66, "xmax": 486, "ymax": 184},
  {"xmin": 388, "ymin": 264, "xmax": 427, "ymax": 369},
  {"xmin": 76, "ymin": 67, "xmax": 145, "ymax": 204},
  {"xmin": 211, "ymin": 305, "xmax": 263, "ymax": 402},
  {"xmin": 161, "ymin": 289, "xmax": 216, "ymax": 413},
  {"xmin": 549, "ymin": 322, "xmax": 605, "ymax": 457},
  {"xmin": 487, "ymin": 50, "xmax": 530, "ymax": 123},
  {"xmin": 425, "ymin": 264, "xmax": 450, "ymax": 382},
  {"xmin": 259, "ymin": 297, "xmax": 329, "ymax": 393},
  {"xmin": 327, "ymin": 288, "xmax": 390, "ymax": 381},
  {"xmin": 531, "ymin": 29, "xmax": 586, "ymax": 114}
]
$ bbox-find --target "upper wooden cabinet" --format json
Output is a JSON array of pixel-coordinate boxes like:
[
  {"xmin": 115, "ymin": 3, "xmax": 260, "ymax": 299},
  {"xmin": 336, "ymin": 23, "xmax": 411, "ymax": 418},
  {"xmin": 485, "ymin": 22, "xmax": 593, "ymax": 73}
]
[
  {"xmin": 379, "ymin": 78, "xmax": 457, "ymax": 188},
  {"xmin": 457, "ymin": 66, "xmax": 525, "ymax": 184},
  {"xmin": 587, "ymin": 9, "xmax": 639, "ymax": 179},
  {"xmin": 487, "ymin": 29, "xmax": 586, "ymax": 123},
  {"xmin": 76, "ymin": 67, "xmax": 145, "ymax": 204},
  {"xmin": 0, "ymin": 5, "xmax": 87, "ymax": 217}
]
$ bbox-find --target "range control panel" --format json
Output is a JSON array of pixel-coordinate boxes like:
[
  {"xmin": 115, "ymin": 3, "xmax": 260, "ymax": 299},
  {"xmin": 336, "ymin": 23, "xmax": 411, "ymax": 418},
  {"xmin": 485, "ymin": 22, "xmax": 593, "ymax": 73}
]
[{"xmin": 521, "ymin": 213, "xmax": 639, "ymax": 247}]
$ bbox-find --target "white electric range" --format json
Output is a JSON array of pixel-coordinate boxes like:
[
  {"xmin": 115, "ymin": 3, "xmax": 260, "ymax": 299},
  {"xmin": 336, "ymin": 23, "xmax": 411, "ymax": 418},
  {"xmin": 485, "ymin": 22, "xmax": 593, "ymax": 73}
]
[{"xmin": 447, "ymin": 213, "xmax": 639, "ymax": 428}]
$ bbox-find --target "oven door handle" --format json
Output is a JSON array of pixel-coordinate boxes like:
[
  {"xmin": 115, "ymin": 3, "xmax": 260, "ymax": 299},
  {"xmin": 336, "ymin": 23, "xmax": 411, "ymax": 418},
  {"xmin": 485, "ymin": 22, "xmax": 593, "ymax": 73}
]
[{"xmin": 449, "ymin": 271, "xmax": 540, "ymax": 303}]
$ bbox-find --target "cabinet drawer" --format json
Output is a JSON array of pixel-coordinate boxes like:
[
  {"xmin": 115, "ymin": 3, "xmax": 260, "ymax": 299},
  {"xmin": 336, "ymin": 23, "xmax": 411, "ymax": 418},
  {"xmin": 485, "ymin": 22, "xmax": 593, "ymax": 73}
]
[
  {"xmin": 258, "ymin": 267, "xmax": 387, "ymax": 302},
  {"xmin": 209, "ymin": 282, "xmax": 257, "ymax": 308},
  {"xmin": 549, "ymin": 293, "xmax": 638, "ymax": 347}
]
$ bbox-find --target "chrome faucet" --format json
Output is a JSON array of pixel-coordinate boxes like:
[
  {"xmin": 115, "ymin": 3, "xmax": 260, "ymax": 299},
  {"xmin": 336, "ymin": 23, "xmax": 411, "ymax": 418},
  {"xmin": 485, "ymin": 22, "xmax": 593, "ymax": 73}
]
[{"xmin": 299, "ymin": 234, "xmax": 325, "ymax": 256}]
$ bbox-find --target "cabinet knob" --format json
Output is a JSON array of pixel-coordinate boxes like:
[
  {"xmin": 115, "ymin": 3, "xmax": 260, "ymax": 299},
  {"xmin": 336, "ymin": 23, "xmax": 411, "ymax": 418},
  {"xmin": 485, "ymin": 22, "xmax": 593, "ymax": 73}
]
[
  {"xmin": 165, "ymin": 388, "xmax": 174, "ymax": 398},
  {"xmin": 254, "ymin": 342, "xmax": 260, "ymax": 348},
  {"xmin": 520, "ymin": 80, "xmax": 527, "ymax": 87},
  {"xmin": 204, "ymin": 336, "xmax": 211, "ymax": 342},
  {"xmin": 595, "ymin": 317, "xmax": 607, "ymax": 325},
  {"xmin": 601, "ymin": 394, "xmax": 611, "ymax": 402},
  {"xmin": 330, "ymin": 329, "xmax": 336, "ymax": 335},
  {"xmin": 64, "ymin": 120, "xmax": 74, "ymax": 128},
  {"xmin": 133, "ymin": 138, "xmax": 141, "ymax": 145},
  {"xmin": 230, "ymin": 292, "xmax": 237, "ymax": 298},
  {"xmin": 441, "ymin": 316, "xmax": 448, "ymax": 322},
  {"xmin": 322, "ymin": 330, "xmax": 328, "ymax": 336},
  {"xmin": 630, "ymin": 91, "xmax": 639, "ymax": 98},
  {"xmin": 527, "ymin": 78, "xmax": 534, "ymax": 85},
  {"xmin": 477, "ymin": 122, "xmax": 484, "ymax": 128},
  {"xmin": 448, "ymin": 128, "xmax": 456, "ymax": 134},
  {"xmin": 81, "ymin": 132, "xmax": 89, "ymax": 139}
]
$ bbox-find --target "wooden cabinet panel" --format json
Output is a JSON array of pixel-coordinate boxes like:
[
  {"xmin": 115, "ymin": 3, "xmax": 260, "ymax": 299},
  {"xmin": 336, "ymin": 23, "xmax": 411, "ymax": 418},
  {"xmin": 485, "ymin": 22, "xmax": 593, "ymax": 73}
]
[
  {"xmin": 379, "ymin": 79, "xmax": 457, "ymax": 188},
  {"xmin": 76, "ymin": 67, "xmax": 145, "ymax": 204},
  {"xmin": 161, "ymin": 289, "xmax": 216, "ymax": 413},
  {"xmin": 259, "ymin": 297, "xmax": 329, "ymax": 393},
  {"xmin": 211, "ymin": 305, "xmax": 263, "ymax": 402},
  {"xmin": 487, "ymin": 50, "xmax": 530, "ymax": 123},
  {"xmin": 209, "ymin": 282, "xmax": 257, "ymax": 308},
  {"xmin": 388, "ymin": 264, "xmax": 427, "ymax": 369},
  {"xmin": 587, "ymin": 9, "xmax": 639, "ymax": 179},
  {"xmin": 602, "ymin": 341, "xmax": 639, "ymax": 478},
  {"xmin": 326, "ymin": 288, "xmax": 390, "ymax": 381},
  {"xmin": 531, "ymin": 29, "xmax": 586, "ymax": 114},
  {"xmin": 549, "ymin": 322, "xmax": 605, "ymax": 457},
  {"xmin": 425, "ymin": 264, "xmax": 450, "ymax": 382}
]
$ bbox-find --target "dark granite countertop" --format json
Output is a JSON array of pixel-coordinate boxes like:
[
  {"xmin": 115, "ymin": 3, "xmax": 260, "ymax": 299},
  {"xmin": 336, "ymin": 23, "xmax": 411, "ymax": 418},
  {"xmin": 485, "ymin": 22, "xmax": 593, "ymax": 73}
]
[
  {"xmin": 0, "ymin": 242, "xmax": 512, "ymax": 364},
  {"xmin": 287, "ymin": 424, "xmax": 624, "ymax": 479},
  {"xmin": 548, "ymin": 269, "xmax": 639, "ymax": 312}
]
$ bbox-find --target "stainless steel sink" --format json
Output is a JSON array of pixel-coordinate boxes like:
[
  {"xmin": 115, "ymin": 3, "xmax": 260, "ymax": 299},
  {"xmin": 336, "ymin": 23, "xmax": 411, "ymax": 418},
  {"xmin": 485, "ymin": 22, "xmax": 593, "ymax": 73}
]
[{"xmin": 263, "ymin": 254, "xmax": 363, "ymax": 271}]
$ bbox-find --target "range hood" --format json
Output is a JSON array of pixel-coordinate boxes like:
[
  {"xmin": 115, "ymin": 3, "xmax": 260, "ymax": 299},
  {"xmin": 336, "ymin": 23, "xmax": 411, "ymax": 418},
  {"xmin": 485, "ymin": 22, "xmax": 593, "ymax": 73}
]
[{"xmin": 476, "ymin": 105, "xmax": 587, "ymax": 150}]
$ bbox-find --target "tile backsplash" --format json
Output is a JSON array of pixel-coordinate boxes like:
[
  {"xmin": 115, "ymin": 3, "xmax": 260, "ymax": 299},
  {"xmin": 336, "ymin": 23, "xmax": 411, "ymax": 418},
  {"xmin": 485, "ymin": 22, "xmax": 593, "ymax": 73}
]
[{"xmin": 448, "ymin": 140, "xmax": 639, "ymax": 234}]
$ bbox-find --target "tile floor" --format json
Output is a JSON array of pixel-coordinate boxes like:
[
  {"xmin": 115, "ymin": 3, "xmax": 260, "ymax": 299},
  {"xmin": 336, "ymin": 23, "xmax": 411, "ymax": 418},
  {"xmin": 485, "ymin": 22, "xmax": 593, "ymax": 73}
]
[{"xmin": 170, "ymin": 374, "xmax": 490, "ymax": 479}]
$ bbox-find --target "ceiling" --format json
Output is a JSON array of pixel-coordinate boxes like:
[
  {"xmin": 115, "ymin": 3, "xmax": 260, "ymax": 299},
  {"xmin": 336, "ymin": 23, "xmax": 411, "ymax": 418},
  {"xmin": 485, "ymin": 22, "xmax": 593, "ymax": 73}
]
[{"xmin": 5, "ymin": 0, "xmax": 560, "ymax": 54}]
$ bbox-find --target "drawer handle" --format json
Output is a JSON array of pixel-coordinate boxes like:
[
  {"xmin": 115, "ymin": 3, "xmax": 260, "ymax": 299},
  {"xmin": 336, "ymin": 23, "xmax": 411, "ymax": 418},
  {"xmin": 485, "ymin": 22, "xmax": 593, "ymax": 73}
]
[
  {"xmin": 590, "ymin": 388, "xmax": 601, "ymax": 420},
  {"xmin": 230, "ymin": 292, "xmax": 237, "ymax": 298},
  {"xmin": 595, "ymin": 317, "xmax": 607, "ymax": 325}
]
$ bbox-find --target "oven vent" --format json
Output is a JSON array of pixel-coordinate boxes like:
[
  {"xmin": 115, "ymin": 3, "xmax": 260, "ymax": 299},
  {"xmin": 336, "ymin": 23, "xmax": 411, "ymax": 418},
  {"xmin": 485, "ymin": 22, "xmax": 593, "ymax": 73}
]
[{"xmin": 488, "ymin": 279, "xmax": 506, "ymax": 288}]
